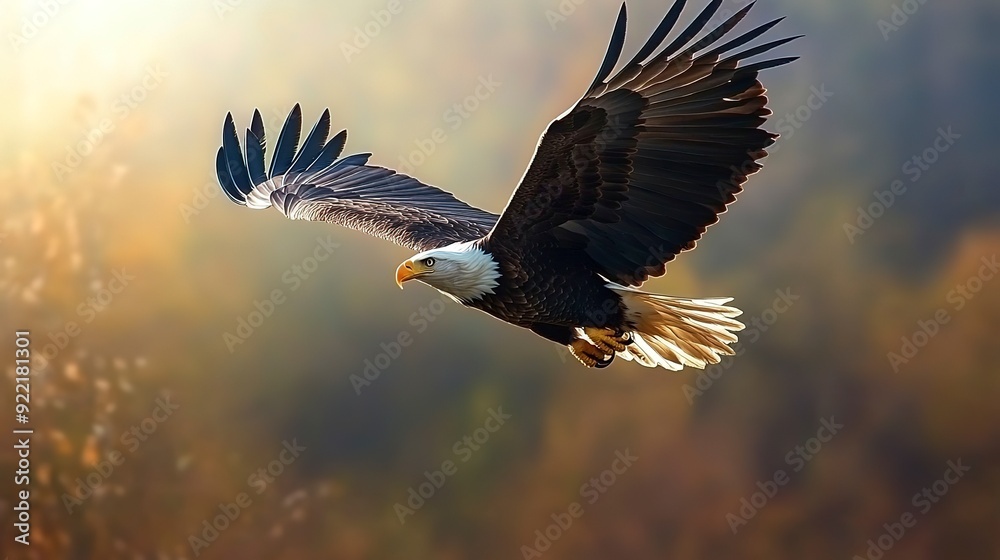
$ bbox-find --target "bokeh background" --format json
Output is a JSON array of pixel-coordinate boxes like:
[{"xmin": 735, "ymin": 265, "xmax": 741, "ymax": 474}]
[{"xmin": 2, "ymin": 0, "xmax": 999, "ymax": 558}]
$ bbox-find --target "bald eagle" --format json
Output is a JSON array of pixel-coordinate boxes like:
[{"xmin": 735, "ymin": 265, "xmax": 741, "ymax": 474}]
[{"xmin": 215, "ymin": 0, "xmax": 797, "ymax": 370}]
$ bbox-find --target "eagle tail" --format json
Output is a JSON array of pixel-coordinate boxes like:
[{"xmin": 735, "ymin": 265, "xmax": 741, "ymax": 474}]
[{"xmin": 610, "ymin": 285, "xmax": 744, "ymax": 371}]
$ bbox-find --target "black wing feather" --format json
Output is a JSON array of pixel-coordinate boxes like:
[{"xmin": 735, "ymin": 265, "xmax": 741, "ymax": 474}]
[
  {"xmin": 245, "ymin": 128, "xmax": 267, "ymax": 184},
  {"xmin": 621, "ymin": 0, "xmax": 686, "ymax": 71},
  {"xmin": 686, "ymin": 2, "xmax": 756, "ymax": 55},
  {"xmin": 704, "ymin": 16, "xmax": 784, "ymax": 58},
  {"xmin": 250, "ymin": 109, "xmax": 265, "ymax": 144},
  {"xmin": 657, "ymin": 0, "xmax": 724, "ymax": 60},
  {"xmin": 304, "ymin": 129, "xmax": 347, "ymax": 174},
  {"xmin": 222, "ymin": 113, "xmax": 254, "ymax": 195},
  {"xmin": 268, "ymin": 103, "xmax": 302, "ymax": 178},
  {"xmin": 489, "ymin": 1, "xmax": 798, "ymax": 286},
  {"xmin": 721, "ymin": 35, "xmax": 803, "ymax": 66},
  {"xmin": 215, "ymin": 147, "xmax": 244, "ymax": 204},
  {"xmin": 289, "ymin": 108, "xmax": 330, "ymax": 175},
  {"xmin": 587, "ymin": 3, "xmax": 628, "ymax": 93},
  {"xmin": 245, "ymin": 109, "xmax": 267, "ymax": 184}
]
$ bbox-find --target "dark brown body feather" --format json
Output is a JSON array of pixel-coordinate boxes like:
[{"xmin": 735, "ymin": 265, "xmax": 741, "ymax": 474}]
[{"xmin": 471, "ymin": 237, "xmax": 627, "ymax": 344}]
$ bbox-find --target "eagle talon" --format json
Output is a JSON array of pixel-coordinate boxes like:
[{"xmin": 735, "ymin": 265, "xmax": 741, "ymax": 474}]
[
  {"xmin": 584, "ymin": 327, "xmax": 628, "ymax": 353},
  {"xmin": 595, "ymin": 354, "xmax": 614, "ymax": 368},
  {"xmin": 569, "ymin": 339, "xmax": 608, "ymax": 368}
]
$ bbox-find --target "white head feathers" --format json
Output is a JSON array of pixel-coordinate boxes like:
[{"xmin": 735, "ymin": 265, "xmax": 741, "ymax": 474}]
[{"xmin": 408, "ymin": 241, "xmax": 501, "ymax": 303}]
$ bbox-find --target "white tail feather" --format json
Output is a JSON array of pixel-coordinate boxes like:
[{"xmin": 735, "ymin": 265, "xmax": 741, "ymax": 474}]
[{"xmin": 610, "ymin": 284, "xmax": 745, "ymax": 371}]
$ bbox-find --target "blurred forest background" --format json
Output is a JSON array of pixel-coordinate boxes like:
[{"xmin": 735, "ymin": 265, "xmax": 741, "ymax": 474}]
[{"xmin": 1, "ymin": 0, "xmax": 999, "ymax": 559}]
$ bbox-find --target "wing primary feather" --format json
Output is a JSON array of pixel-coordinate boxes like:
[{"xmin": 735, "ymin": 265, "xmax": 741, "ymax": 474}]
[
  {"xmin": 303, "ymin": 129, "xmax": 347, "ymax": 174},
  {"xmin": 329, "ymin": 153, "xmax": 371, "ymax": 169},
  {"xmin": 735, "ymin": 56, "xmax": 799, "ymax": 73},
  {"xmin": 720, "ymin": 35, "xmax": 803, "ymax": 65},
  {"xmin": 215, "ymin": 147, "xmax": 245, "ymax": 204},
  {"xmin": 704, "ymin": 16, "xmax": 785, "ymax": 58},
  {"xmin": 655, "ymin": 0, "xmax": 723, "ymax": 61},
  {"xmin": 250, "ymin": 109, "xmax": 265, "ymax": 146},
  {"xmin": 222, "ymin": 113, "xmax": 254, "ymax": 195},
  {"xmin": 245, "ymin": 128, "xmax": 267, "ymax": 184},
  {"xmin": 247, "ymin": 109, "xmax": 267, "ymax": 183},
  {"xmin": 268, "ymin": 103, "xmax": 302, "ymax": 178},
  {"xmin": 586, "ymin": 3, "xmax": 628, "ymax": 91},
  {"xmin": 289, "ymin": 109, "xmax": 331, "ymax": 174},
  {"xmin": 684, "ymin": 1, "xmax": 755, "ymax": 56},
  {"xmin": 621, "ymin": 0, "xmax": 686, "ymax": 69}
]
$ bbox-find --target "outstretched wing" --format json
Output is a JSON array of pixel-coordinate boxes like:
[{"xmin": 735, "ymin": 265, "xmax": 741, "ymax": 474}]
[
  {"xmin": 216, "ymin": 105, "xmax": 498, "ymax": 252},
  {"xmin": 489, "ymin": 0, "xmax": 798, "ymax": 286}
]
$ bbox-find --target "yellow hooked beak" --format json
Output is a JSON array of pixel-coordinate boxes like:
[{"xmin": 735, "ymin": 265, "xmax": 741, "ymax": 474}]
[{"xmin": 395, "ymin": 259, "xmax": 431, "ymax": 288}]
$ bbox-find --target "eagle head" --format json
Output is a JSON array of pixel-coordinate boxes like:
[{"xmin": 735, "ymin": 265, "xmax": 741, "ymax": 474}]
[{"xmin": 395, "ymin": 241, "xmax": 501, "ymax": 302}]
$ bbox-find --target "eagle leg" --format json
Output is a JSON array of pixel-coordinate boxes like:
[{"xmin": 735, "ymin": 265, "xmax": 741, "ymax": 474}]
[
  {"xmin": 584, "ymin": 327, "xmax": 630, "ymax": 354},
  {"xmin": 568, "ymin": 339, "xmax": 610, "ymax": 368}
]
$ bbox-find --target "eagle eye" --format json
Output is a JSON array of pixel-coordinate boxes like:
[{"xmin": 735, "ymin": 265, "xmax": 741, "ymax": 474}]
[{"xmin": 423, "ymin": 257, "xmax": 435, "ymax": 267}]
